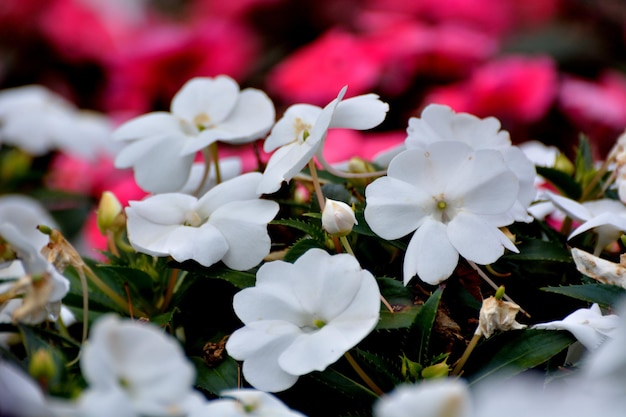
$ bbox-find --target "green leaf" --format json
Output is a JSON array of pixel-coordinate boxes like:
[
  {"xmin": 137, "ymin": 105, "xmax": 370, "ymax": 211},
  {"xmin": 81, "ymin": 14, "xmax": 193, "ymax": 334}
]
[
  {"xmin": 353, "ymin": 348, "xmax": 402, "ymax": 387},
  {"xmin": 308, "ymin": 367, "xmax": 379, "ymax": 400},
  {"xmin": 541, "ymin": 284, "xmax": 626, "ymax": 308},
  {"xmin": 271, "ymin": 218, "xmax": 326, "ymax": 243},
  {"xmin": 192, "ymin": 356, "xmax": 239, "ymax": 395},
  {"xmin": 202, "ymin": 265, "xmax": 257, "ymax": 289},
  {"xmin": 500, "ymin": 238, "xmax": 572, "ymax": 263},
  {"xmin": 535, "ymin": 166, "xmax": 581, "ymax": 200},
  {"xmin": 465, "ymin": 329, "xmax": 576, "ymax": 384},
  {"xmin": 404, "ymin": 287, "xmax": 443, "ymax": 363},
  {"xmin": 574, "ymin": 134, "xmax": 594, "ymax": 182},
  {"xmin": 284, "ymin": 238, "xmax": 327, "ymax": 263}
]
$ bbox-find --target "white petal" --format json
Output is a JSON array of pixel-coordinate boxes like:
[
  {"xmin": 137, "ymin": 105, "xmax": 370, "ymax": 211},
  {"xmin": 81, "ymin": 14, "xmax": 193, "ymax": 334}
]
[
  {"xmin": 165, "ymin": 223, "xmax": 229, "ymax": 267},
  {"xmin": 171, "ymin": 76, "xmax": 239, "ymax": 124},
  {"xmin": 364, "ymin": 176, "xmax": 430, "ymax": 240},
  {"xmin": 404, "ymin": 218, "xmax": 458, "ymax": 285},
  {"xmin": 197, "ymin": 172, "xmax": 263, "ymax": 216},
  {"xmin": 447, "ymin": 212, "xmax": 511, "ymax": 264},
  {"xmin": 330, "ymin": 94, "xmax": 389, "ymax": 130},
  {"xmin": 128, "ymin": 194, "xmax": 196, "ymax": 225},
  {"xmin": 209, "ymin": 200, "xmax": 278, "ymax": 270},
  {"xmin": 546, "ymin": 192, "xmax": 591, "ymax": 222},
  {"xmin": 257, "ymin": 141, "xmax": 317, "ymax": 194},
  {"xmin": 264, "ymin": 104, "xmax": 321, "ymax": 152},
  {"xmin": 568, "ymin": 212, "xmax": 626, "ymax": 241},
  {"xmin": 226, "ymin": 321, "xmax": 301, "ymax": 392},
  {"xmin": 112, "ymin": 112, "xmax": 183, "ymax": 141}
]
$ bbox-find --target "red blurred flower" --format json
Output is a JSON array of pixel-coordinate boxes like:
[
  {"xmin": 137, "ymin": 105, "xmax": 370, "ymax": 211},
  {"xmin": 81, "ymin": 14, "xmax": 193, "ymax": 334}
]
[
  {"xmin": 559, "ymin": 71, "xmax": 626, "ymax": 156},
  {"xmin": 266, "ymin": 29, "xmax": 384, "ymax": 106},
  {"xmin": 423, "ymin": 55, "xmax": 558, "ymax": 126},
  {"xmin": 102, "ymin": 19, "xmax": 259, "ymax": 116}
]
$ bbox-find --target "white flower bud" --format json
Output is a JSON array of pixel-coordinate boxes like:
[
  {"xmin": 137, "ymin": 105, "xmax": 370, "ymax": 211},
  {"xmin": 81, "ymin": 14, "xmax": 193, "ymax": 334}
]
[
  {"xmin": 477, "ymin": 295, "xmax": 526, "ymax": 338},
  {"xmin": 322, "ymin": 198, "xmax": 358, "ymax": 237}
]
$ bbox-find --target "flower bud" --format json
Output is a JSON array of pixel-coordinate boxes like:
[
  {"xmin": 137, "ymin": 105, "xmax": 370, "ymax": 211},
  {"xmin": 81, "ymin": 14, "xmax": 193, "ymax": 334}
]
[
  {"xmin": 421, "ymin": 361, "xmax": 450, "ymax": 379},
  {"xmin": 554, "ymin": 152, "xmax": 574, "ymax": 175},
  {"xmin": 29, "ymin": 348, "xmax": 56, "ymax": 386},
  {"xmin": 97, "ymin": 191, "xmax": 124, "ymax": 234},
  {"xmin": 322, "ymin": 198, "xmax": 358, "ymax": 237}
]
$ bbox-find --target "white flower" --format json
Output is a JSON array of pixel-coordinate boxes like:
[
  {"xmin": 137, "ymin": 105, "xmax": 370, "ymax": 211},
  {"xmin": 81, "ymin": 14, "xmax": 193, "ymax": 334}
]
[
  {"xmin": 321, "ymin": 198, "xmax": 357, "ymax": 237},
  {"xmin": 0, "ymin": 360, "xmax": 55, "ymax": 417},
  {"xmin": 257, "ymin": 86, "xmax": 389, "ymax": 194},
  {"xmin": 126, "ymin": 172, "xmax": 279, "ymax": 270},
  {"xmin": 179, "ymin": 156, "xmax": 242, "ymax": 196},
  {"xmin": 405, "ymin": 104, "xmax": 536, "ymax": 223},
  {"xmin": 188, "ymin": 389, "xmax": 306, "ymax": 417},
  {"xmin": 114, "ymin": 75, "xmax": 275, "ymax": 193},
  {"xmin": 78, "ymin": 314, "xmax": 204, "ymax": 416},
  {"xmin": 532, "ymin": 303, "xmax": 620, "ymax": 351},
  {"xmin": 364, "ymin": 141, "xmax": 519, "ymax": 285},
  {"xmin": 373, "ymin": 379, "xmax": 472, "ymax": 417},
  {"xmin": 225, "ymin": 248, "xmax": 381, "ymax": 392},
  {"xmin": 0, "ymin": 85, "xmax": 116, "ymax": 159},
  {"xmin": 546, "ymin": 193, "xmax": 626, "ymax": 255}
]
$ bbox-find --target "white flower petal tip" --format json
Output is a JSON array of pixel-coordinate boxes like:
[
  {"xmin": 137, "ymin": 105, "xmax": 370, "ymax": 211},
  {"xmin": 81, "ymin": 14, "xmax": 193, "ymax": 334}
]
[
  {"xmin": 226, "ymin": 248, "xmax": 381, "ymax": 392},
  {"xmin": 571, "ymin": 248, "xmax": 626, "ymax": 288}
]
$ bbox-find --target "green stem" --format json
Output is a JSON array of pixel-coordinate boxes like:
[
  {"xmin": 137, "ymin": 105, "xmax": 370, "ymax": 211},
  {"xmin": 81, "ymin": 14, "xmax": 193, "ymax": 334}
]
[
  {"xmin": 161, "ymin": 268, "xmax": 180, "ymax": 312},
  {"xmin": 339, "ymin": 236, "xmax": 355, "ymax": 256},
  {"xmin": 83, "ymin": 264, "xmax": 148, "ymax": 318},
  {"xmin": 67, "ymin": 266, "xmax": 89, "ymax": 366},
  {"xmin": 308, "ymin": 160, "xmax": 325, "ymax": 211},
  {"xmin": 344, "ymin": 351, "xmax": 383, "ymax": 396},
  {"xmin": 211, "ymin": 142, "xmax": 222, "ymax": 185},
  {"xmin": 193, "ymin": 148, "xmax": 213, "ymax": 197},
  {"xmin": 452, "ymin": 332, "xmax": 482, "ymax": 376}
]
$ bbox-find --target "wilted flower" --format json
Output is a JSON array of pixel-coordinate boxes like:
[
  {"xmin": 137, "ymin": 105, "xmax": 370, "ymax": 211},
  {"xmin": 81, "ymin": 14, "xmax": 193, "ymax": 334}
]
[
  {"xmin": 364, "ymin": 141, "xmax": 519, "ymax": 285},
  {"xmin": 126, "ymin": 173, "xmax": 279, "ymax": 270},
  {"xmin": 321, "ymin": 198, "xmax": 357, "ymax": 237},
  {"xmin": 226, "ymin": 248, "xmax": 381, "ymax": 392},
  {"xmin": 532, "ymin": 303, "xmax": 620, "ymax": 351},
  {"xmin": 571, "ymin": 247, "xmax": 626, "ymax": 288},
  {"xmin": 114, "ymin": 75, "xmax": 275, "ymax": 193},
  {"xmin": 257, "ymin": 86, "xmax": 389, "ymax": 194},
  {"xmin": 477, "ymin": 295, "xmax": 526, "ymax": 338}
]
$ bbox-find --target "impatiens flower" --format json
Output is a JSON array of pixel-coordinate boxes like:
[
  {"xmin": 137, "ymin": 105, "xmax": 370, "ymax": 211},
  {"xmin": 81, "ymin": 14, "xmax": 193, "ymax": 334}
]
[
  {"xmin": 225, "ymin": 248, "xmax": 381, "ymax": 392},
  {"xmin": 0, "ymin": 360, "xmax": 53, "ymax": 417},
  {"xmin": 532, "ymin": 304, "xmax": 620, "ymax": 351},
  {"xmin": 126, "ymin": 172, "xmax": 279, "ymax": 270},
  {"xmin": 364, "ymin": 141, "xmax": 519, "ymax": 285},
  {"xmin": 78, "ymin": 314, "xmax": 204, "ymax": 416},
  {"xmin": 546, "ymin": 193, "xmax": 626, "ymax": 255},
  {"xmin": 322, "ymin": 198, "xmax": 357, "ymax": 237},
  {"xmin": 0, "ymin": 85, "xmax": 116, "ymax": 159},
  {"xmin": 188, "ymin": 389, "xmax": 306, "ymax": 417},
  {"xmin": 373, "ymin": 379, "xmax": 472, "ymax": 417},
  {"xmin": 113, "ymin": 75, "xmax": 275, "ymax": 193},
  {"xmin": 257, "ymin": 86, "xmax": 389, "ymax": 194},
  {"xmin": 405, "ymin": 104, "xmax": 536, "ymax": 223}
]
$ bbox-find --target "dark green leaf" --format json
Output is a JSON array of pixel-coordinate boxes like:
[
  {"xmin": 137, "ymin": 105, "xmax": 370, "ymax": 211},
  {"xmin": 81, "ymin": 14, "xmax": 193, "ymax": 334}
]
[
  {"xmin": 192, "ymin": 356, "xmax": 238, "ymax": 395},
  {"xmin": 465, "ymin": 329, "xmax": 576, "ymax": 384},
  {"xmin": 308, "ymin": 367, "xmax": 379, "ymax": 400},
  {"xmin": 404, "ymin": 287, "xmax": 443, "ymax": 363},
  {"xmin": 541, "ymin": 284, "xmax": 626, "ymax": 308},
  {"xmin": 271, "ymin": 218, "xmax": 326, "ymax": 243},
  {"xmin": 284, "ymin": 238, "xmax": 327, "ymax": 263},
  {"xmin": 535, "ymin": 166, "xmax": 581, "ymax": 200},
  {"xmin": 500, "ymin": 238, "xmax": 572, "ymax": 263}
]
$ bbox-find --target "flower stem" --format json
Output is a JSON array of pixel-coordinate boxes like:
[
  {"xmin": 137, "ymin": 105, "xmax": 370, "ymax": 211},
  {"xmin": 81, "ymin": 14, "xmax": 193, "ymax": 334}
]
[
  {"xmin": 344, "ymin": 351, "xmax": 384, "ymax": 396},
  {"xmin": 66, "ymin": 265, "xmax": 89, "ymax": 366},
  {"xmin": 451, "ymin": 331, "xmax": 482, "ymax": 376},
  {"xmin": 339, "ymin": 235, "xmax": 355, "ymax": 256},
  {"xmin": 161, "ymin": 268, "xmax": 180, "ymax": 312},
  {"xmin": 83, "ymin": 264, "xmax": 148, "ymax": 318},
  {"xmin": 316, "ymin": 149, "xmax": 387, "ymax": 179},
  {"xmin": 193, "ymin": 148, "xmax": 213, "ymax": 196},
  {"xmin": 308, "ymin": 160, "xmax": 325, "ymax": 211},
  {"xmin": 210, "ymin": 142, "xmax": 222, "ymax": 185},
  {"xmin": 467, "ymin": 260, "xmax": 530, "ymax": 318}
]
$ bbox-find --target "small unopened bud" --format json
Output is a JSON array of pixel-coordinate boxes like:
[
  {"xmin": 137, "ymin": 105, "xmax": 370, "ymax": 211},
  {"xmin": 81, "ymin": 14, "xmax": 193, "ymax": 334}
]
[
  {"xmin": 97, "ymin": 191, "xmax": 125, "ymax": 234},
  {"xmin": 554, "ymin": 152, "xmax": 575, "ymax": 175},
  {"xmin": 421, "ymin": 361, "xmax": 450, "ymax": 379},
  {"xmin": 322, "ymin": 198, "xmax": 358, "ymax": 237},
  {"xmin": 477, "ymin": 295, "xmax": 526, "ymax": 338},
  {"xmin": 0, "ymin": 148, "xmax": 32, "ymax": 182},
  {"xmin": 29, "ymin": 348, "xmax": 56, "ymax": 386}
]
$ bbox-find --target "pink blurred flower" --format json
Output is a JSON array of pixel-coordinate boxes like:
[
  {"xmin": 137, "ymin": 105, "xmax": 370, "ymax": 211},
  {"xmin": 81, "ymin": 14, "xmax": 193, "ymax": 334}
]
[
  {"xmin": 559, "ymin": 71, "xmax": 626, "ymax": 157},
  {"xmin": 423, "ymin": 55, "xmax": 558, "ymax": 126},
  {"xmin": 266, "ymin": 29, "xmax": 384, "ymax": 106},
  {"xmin": 102, "ymin": 20, "xmax": 259, "ymax": 116},
  {"xmin": 37, "ymin": 0, "xmax": 148, "ymax": 63},
  {"xmin": 321, "ymin": 129, "xmax": 405, "ymax": 164},
  {"xmin": 187, "ymin": 0, "xmax": 282, "ymax": 19}
]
